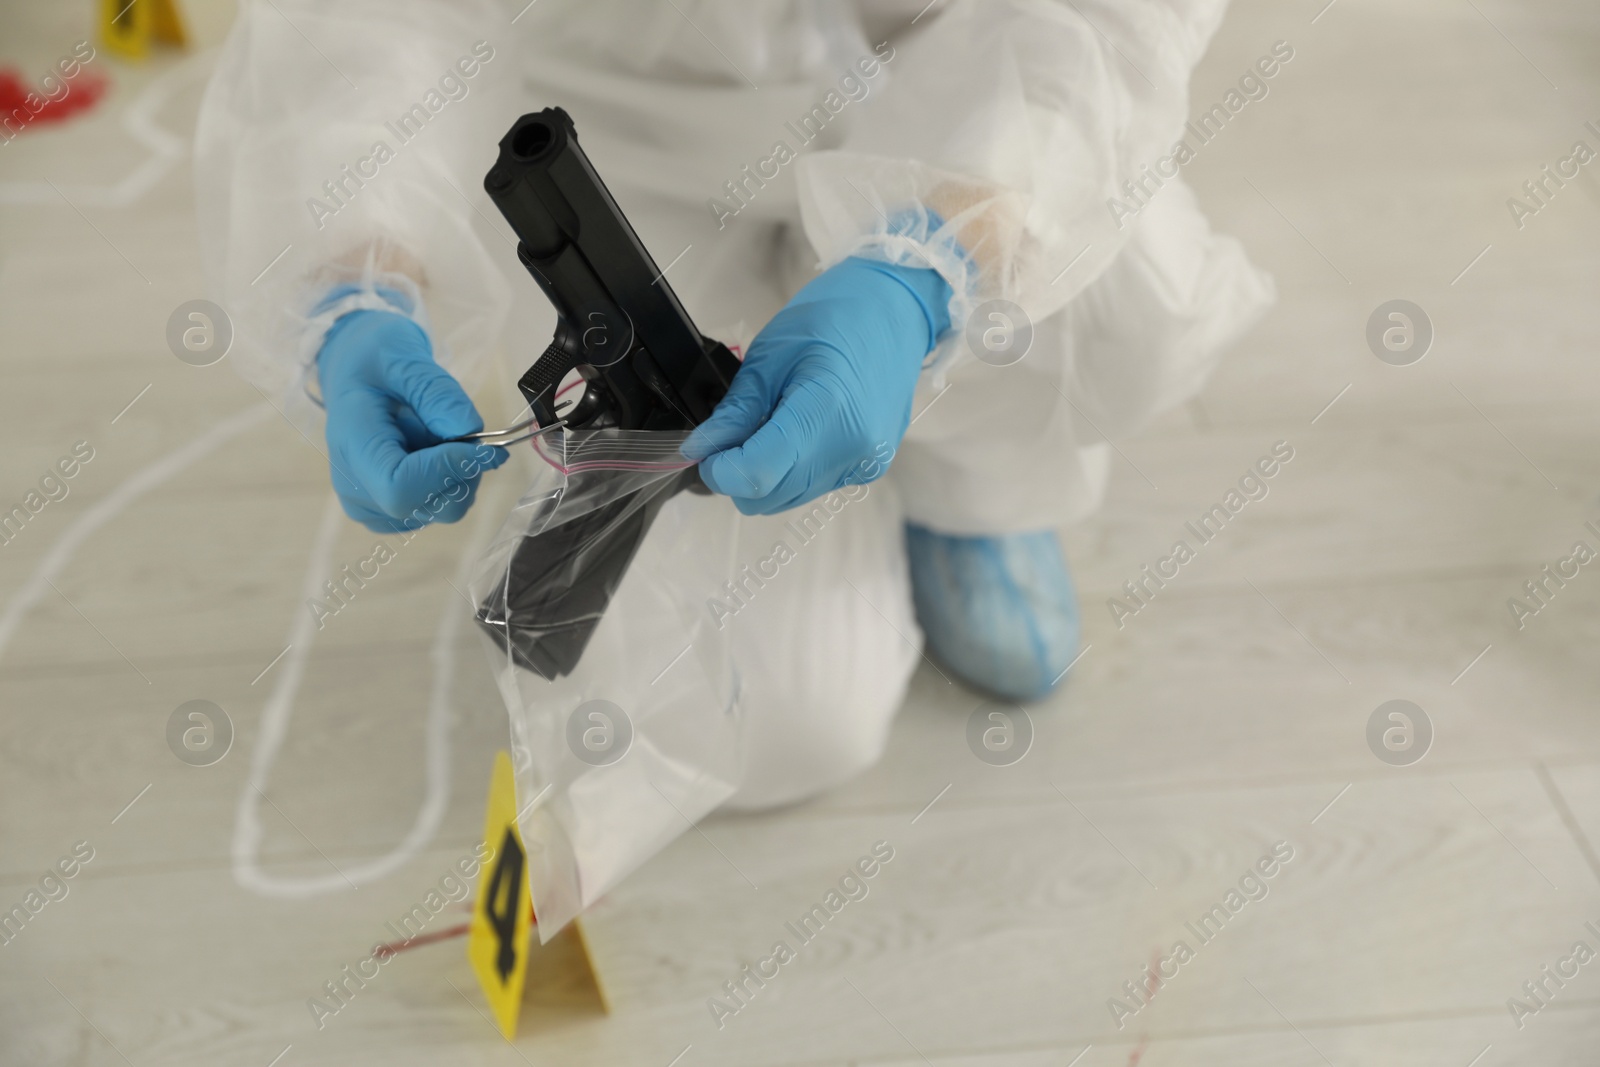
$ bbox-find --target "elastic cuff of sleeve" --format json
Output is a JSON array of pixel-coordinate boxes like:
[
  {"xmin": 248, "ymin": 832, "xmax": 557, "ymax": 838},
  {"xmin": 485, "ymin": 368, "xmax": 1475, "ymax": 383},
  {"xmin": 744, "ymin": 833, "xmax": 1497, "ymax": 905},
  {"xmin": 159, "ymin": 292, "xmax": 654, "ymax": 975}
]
[
  {"xmin": 831, "ymin": 205, "xmax": 977, "ymax": 380},
  {"xmin": 310, "ymin": 282, "xmax": 417, "ymax": 318},
  {"xmin": 296, "ymin": 273, "xmax": 431, "ymax": 410}
]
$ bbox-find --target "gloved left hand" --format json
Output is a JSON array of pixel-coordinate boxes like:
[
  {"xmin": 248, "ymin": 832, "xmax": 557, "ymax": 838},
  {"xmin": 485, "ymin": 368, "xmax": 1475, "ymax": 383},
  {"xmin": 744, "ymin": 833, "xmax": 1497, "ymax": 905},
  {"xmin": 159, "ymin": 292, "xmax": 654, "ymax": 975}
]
[
  {"xmin": 317, "ymin": 305, "xmax": 507, "ymax": 534},
  {"xmin": 683, "ymin": 256, "xmax": 951, "ymax": 515}
]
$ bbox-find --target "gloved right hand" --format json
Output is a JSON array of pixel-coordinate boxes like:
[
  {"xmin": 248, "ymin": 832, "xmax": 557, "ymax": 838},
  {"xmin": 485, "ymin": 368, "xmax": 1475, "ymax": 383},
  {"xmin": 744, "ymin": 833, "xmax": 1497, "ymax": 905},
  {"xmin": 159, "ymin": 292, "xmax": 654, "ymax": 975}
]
[
  {"xmin": 317, "ymin": 308, "xmax": 506, "ymax": 534},
  {"xmin": 683, "ymin": 256, "xmax": 951, "ymax": 515}
]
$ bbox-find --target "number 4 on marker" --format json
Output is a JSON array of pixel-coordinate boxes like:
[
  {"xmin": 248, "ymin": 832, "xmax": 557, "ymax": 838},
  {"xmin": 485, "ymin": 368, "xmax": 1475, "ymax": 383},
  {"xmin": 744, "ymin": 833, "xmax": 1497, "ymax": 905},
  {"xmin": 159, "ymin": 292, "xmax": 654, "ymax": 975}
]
[{"xmin": 484, "ymin": 826, "xmax": 525, "ymax": 981}]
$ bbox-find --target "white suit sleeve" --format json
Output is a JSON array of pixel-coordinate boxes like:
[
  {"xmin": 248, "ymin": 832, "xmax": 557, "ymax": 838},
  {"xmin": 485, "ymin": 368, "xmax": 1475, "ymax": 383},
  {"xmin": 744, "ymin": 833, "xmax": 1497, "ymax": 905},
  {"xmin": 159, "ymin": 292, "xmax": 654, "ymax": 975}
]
[
  {"xmin": 193, "ymin": 0, "xmax": 518, "ymax": 431},
  {"xmin": 794, "ymin": 0, "xmax": 1236, "ymax": 356}
]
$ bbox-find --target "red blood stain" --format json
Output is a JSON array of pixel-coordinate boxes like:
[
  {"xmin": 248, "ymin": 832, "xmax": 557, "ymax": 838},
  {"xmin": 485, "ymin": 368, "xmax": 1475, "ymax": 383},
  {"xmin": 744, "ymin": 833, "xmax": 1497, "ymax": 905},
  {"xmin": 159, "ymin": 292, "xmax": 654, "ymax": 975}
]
[{"xmin": 0, "ymin": 66, "xmax": 108, "ymax": 135}]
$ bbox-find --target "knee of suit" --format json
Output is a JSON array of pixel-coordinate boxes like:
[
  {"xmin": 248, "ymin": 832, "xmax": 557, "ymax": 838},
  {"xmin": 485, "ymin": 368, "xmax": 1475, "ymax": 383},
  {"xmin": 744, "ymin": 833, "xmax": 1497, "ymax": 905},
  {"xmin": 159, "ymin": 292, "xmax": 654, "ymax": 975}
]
[
  {"xmin": 723, "ymin": 657, "xmax": 911, "ymax": 811},
  {"xmin": 720, "ymin": 494, "xmax": 918, "ymax": 808}
]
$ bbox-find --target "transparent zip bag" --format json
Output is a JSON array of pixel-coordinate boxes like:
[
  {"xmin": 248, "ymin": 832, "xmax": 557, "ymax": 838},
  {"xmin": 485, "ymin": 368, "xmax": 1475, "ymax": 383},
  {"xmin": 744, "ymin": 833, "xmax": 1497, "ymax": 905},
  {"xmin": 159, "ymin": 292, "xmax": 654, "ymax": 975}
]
[{"xmin": 470, "ymin": 427, "xmax": 743, "ymax": 939}]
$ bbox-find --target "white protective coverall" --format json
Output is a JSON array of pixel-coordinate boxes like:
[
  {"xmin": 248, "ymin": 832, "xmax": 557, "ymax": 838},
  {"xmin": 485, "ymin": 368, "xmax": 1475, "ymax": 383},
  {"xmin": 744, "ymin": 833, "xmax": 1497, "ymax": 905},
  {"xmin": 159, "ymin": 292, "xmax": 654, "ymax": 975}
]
[{"xmin": 195, "ymin": 0, "xmax": 1273, "ymax": 809}]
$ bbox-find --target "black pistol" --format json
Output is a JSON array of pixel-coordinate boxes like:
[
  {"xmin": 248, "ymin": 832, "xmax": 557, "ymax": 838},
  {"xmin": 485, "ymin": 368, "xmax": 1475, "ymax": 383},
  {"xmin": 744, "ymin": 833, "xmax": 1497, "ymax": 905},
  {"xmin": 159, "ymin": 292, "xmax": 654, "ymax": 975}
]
[
  {"xmin": 485, "ymin": 107, "xmax": 740, "ymax": 429},
  {"xmin": 475, "ymin": 108, "xmax": 740, "ymax": 681}
]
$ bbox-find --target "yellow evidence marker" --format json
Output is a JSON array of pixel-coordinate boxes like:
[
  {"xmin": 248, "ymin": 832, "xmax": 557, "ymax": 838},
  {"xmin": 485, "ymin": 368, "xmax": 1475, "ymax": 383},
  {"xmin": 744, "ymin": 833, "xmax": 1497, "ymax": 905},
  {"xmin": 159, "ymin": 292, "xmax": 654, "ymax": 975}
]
[
  {"xmin": 468, "ymin": 751, "xmax": 536, "ymax": 1038},
  {"xmin": 99, "ymin": 0, "xmax": 188, "ymax": 62},
  {"xmin": 468, "ymin": 751, "xmax": 609, "ymax": 1039}
]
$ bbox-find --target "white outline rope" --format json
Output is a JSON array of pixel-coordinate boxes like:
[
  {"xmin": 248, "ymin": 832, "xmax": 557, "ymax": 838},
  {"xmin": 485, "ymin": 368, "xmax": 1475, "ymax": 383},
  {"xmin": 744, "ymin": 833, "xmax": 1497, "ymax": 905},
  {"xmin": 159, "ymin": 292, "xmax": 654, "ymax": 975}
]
[
  {"xmin": 0, "ymin": 403, "xmax": 273, "ymax": 652},
  {"xmin": 0, "ymin": 400, "xmax": 473, "ymax": 899},
  {"xmin": 230, "ymin": 493, "xmax": 476, "ymax": 897}
]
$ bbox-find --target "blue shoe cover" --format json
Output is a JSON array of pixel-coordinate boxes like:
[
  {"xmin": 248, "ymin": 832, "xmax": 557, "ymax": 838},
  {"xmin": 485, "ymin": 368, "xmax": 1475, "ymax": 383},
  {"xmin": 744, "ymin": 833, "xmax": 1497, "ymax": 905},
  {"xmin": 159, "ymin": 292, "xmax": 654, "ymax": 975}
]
[{"xmin": 904, "ymin": 523, "xmax": 1081, "ymax": 703}]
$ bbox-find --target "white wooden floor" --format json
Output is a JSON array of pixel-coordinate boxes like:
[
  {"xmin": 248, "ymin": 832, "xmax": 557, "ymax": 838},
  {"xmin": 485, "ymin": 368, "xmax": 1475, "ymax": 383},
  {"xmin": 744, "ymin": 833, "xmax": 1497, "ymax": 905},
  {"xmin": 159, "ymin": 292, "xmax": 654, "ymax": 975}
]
[{"xmin": 4, "ymin": 1, "xmax": 1600, "ymax": 1064}]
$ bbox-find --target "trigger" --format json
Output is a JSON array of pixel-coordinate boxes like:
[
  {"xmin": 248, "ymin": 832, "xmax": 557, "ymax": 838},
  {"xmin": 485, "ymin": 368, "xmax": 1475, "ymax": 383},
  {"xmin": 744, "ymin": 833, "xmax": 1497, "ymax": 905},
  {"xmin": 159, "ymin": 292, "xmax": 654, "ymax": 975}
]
[{"xmin": 517, "ymin": 340, "xmax": 575, "ymax": 422}]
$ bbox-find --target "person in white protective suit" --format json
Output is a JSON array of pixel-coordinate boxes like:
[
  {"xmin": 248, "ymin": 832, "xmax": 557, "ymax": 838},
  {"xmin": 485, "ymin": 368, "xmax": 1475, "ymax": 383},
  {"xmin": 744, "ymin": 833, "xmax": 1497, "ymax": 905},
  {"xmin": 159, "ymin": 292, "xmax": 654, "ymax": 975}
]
[{"xmin": 195, "ymin": 0, "xmax": 1273, "ymax": 810}]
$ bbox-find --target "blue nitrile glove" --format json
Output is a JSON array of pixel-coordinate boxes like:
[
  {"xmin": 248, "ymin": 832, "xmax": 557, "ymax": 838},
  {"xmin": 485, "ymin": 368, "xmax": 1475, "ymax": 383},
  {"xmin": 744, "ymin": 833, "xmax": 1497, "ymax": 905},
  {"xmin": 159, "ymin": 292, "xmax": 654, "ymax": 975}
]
[
  {"xmin": 683, "ymin": 256, "xmax": 951, "ymax": 515},
  {"xmin": 317, "ymin": 305, "xmax": 506, "ymax": 534}
]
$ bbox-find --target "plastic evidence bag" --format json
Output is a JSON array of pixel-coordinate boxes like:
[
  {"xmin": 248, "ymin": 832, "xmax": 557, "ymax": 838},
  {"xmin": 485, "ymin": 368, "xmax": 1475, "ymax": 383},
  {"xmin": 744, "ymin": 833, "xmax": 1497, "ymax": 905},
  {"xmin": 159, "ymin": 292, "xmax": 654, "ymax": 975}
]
[{"xmin": 471, "ymin": 428, "xmax": 742, "ymax": 939}]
